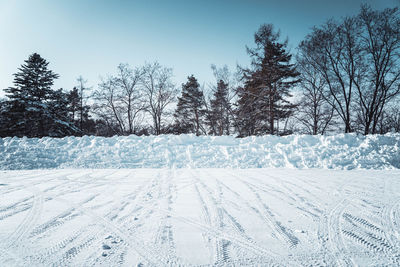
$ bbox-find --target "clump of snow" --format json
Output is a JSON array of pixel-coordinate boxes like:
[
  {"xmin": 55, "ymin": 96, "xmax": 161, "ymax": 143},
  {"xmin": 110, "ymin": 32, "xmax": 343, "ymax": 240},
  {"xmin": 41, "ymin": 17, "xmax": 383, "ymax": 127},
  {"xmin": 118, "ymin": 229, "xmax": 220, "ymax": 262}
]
[{"xmin": 0, "ymin": 134, "xmax": 399, "ymax": 170}]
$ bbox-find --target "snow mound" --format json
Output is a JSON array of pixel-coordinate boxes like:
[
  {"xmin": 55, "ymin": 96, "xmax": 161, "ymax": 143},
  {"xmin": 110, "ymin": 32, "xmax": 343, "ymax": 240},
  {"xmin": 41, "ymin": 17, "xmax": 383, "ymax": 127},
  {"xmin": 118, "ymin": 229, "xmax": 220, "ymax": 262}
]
[{"xmin": 0, "ymin": 134, "xmax": 399, "ymax": 170}]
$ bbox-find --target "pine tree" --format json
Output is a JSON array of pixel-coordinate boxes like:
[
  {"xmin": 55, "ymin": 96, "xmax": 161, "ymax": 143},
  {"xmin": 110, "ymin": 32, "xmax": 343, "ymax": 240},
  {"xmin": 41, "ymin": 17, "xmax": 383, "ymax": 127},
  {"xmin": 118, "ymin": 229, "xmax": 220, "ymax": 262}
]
[
  {"xmin": 207, "ymin": 80, "xmax": 231, "ymax": 135},
  {"xmin": 4, "ymin": 53, "xmax": 59, "ymax": 137},
  {"xmin": 3, "ymin": 53, "xmax": 78, "ymax": 137},
  {"xmin": 236, "ymin": 24, "xmax": 299, "ymax": 136},
  {"xmin": 47, "ymin": 88, "xmax": 80, "ymax": 136},
  {"xmin": 174, "ymin": 75, "xmax": 206, "ymax": 135},
  {"xmin": 66, "ymin": 86, "xmax": 92, "ymax": 135},
  {"xmin": 67, "ymin": 87, "xmax": 80, "ymax": 122},
  {"xmin": 76, "ymin": 76, "xmax": 90, "ymax": 132},
  {"xmin": 0, "ymin": 99, "xmax": 11, "ymax": 137}
]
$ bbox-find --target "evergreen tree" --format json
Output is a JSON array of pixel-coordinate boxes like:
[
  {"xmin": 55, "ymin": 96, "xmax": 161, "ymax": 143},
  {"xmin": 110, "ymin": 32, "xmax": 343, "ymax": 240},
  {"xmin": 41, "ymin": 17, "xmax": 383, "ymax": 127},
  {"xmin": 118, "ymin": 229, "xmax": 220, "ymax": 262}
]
[
  {"xmin": 47, "ymin": 88, "xmax": 80, "ymax": 136},
  {"xmin": 66, "ymin": 86, "xmax": 92, "ymax": 135},
  {"xmin": 174, "ymin": 75, "xmax": 206, "ymax": 135},
  {"xmin": 236, "ymin": 24, "xmax": 299, "ymax": 136},
  {"xmin": 207, "ymin": 80, "xmax": 231, "ymax": 135},
  {"xmin": 0, "ymin": 99, "xmax": 11, "ymax": 137},
  {"xmin": 4, "ymin": 53, "xmax": 59, "ymax": 137},
  {"xmin": 67, "ymin": 87, "xmax": 80, "ymax": 122},
  {"xmin": 2, "ymin": 53, "xmax": 77, "ymax": 137},
  {"xmin": 76, "ymin": 76, "xmax": 90, "ymax": 132}
]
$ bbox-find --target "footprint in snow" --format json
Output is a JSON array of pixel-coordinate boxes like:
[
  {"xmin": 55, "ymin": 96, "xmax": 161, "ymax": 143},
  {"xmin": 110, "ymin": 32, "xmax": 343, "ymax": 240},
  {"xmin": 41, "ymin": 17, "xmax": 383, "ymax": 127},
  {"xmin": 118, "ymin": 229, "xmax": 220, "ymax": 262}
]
[{"xmin": 102, "ymin": 244, "xmax": 111, "ymax": 250}]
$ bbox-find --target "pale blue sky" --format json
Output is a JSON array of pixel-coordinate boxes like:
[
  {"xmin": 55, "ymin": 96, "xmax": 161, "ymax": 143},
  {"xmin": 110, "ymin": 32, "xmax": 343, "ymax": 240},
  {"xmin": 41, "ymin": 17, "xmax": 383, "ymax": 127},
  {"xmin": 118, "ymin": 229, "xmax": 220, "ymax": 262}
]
[{"xmin": 0, "ymin": 0, "xmax": 398, "ymax": 96}]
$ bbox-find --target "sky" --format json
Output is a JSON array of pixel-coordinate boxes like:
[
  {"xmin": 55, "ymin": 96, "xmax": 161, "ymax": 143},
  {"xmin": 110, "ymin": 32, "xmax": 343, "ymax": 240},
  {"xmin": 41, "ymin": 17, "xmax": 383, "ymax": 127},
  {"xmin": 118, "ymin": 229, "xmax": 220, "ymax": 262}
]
[{"xmin": 1, "ymin": 0, "xmax": 399, "ymax": 97}]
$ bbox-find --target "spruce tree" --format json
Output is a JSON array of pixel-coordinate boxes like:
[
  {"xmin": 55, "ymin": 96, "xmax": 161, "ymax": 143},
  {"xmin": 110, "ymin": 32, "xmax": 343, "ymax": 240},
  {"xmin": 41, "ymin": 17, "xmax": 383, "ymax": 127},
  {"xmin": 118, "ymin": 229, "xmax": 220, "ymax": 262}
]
[
  {"xmin": 3, "ymin": 53, "xmax": 79, "ymax": 137},
  {"xmin": 66, "ymin": 86, "xmax": 92, "ymax": 135},
  {"xmin": 207, "ymin": 80, "xmax": 231, "ymax": 135},
  {"xmin": 48, "ymin": 88, "xmax": 80, "ymax": 136},
  {"xmin": 0, "ymin": 99, "xmax": 11, "ymax": 137},
  {"xmin": 4, "ymin": 53, "xmax": 59, "ymax": 137},
  {"xmin": 174, "ymin": 75, "xmax": 206, "ymax": 135},
  {"xmin": 67, "ymin": 87, "xmax": 80, "ymax": 123},
  {"xmin": 236, "ymin": 24, "xmax": 299, "ymax": 136}
]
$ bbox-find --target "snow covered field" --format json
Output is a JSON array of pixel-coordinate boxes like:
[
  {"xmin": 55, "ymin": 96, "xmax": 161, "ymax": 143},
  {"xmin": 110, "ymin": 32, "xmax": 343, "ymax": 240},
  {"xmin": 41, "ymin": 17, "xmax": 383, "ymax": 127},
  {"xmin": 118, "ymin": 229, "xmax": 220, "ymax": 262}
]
[
  {"xmin": 1, "ymin": 168, "xmax": 400, "ymax": 266},
  {"xmin": 1, "ymin": 134, "xmax": 400, "ymax": 266}
]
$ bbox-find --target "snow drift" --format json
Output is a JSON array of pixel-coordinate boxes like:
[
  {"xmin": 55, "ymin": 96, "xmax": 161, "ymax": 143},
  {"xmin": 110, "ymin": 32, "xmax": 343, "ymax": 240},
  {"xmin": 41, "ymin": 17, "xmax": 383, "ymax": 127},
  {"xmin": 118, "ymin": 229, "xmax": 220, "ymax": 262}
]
[{"xmin": 0, "ymin": 134, "xmax": 399, "ymax": 170}]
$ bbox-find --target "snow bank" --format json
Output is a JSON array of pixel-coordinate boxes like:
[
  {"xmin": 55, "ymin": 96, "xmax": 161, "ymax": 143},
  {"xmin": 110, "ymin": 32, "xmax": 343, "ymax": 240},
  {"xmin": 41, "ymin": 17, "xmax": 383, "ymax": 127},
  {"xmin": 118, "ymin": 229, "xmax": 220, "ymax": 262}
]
[{"xmin": 0, "ymin": 134, "xmax": 399, "ymax": 170}]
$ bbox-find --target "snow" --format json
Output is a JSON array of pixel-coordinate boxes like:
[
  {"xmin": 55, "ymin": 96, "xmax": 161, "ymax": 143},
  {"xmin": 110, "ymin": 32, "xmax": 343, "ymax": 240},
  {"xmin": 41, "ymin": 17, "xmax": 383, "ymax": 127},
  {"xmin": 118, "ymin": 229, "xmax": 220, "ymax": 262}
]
[
  {"xmin": 1, "ymin": 168, "xmax": 400, "ymax": 266},
  {"xmin": 1, "ymin": 134, "xmax": 400, "ymax": 265},
  {"xmin": 0, "ymin": 133, "xmax": 399, "ymax": 170}
]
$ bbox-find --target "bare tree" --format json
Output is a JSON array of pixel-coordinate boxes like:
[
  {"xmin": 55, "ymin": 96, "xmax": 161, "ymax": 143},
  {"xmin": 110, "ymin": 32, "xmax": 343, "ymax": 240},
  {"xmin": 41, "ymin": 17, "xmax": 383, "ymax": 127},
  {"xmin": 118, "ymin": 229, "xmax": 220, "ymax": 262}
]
[
  {"xmin": 299, "ymin": 18, "xmax": 362, "ymax": 133},
  {"xmin": 385, "ymin": 105, "xmax": 400, "ymax": 132},
  {"xmin": 115, "ymin": 64, "xmax": 145, "ymax": 134},
  {"xmin": 142, "ymin": 62, "xmax": 177, "ymax": 135},
  {"xmin": 92, "ymin": 76, "xmax": 125, "ymax": 135},
  {"xmin": 92, "ymin": 64, "xmax": 145, "ymax": 135},
  {"xmin": 299, "ymin": 6, "xmax": 400, "ymax": 134},
  {"xmin": 295, "ymin": 50, "xmax": 336, "ymax": 134},
  {"xmin": 354, "ymin": 6, "xmax": 400, "ymax": 134}
]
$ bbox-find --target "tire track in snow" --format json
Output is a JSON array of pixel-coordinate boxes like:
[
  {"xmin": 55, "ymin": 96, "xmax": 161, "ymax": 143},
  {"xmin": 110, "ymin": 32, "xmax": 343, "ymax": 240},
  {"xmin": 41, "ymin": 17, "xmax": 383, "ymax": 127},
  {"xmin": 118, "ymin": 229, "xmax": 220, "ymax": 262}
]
[
  {"xmin": 179, "ymin": 170, "xmax": 297, "ymax": 266},
  {"xmin": 232, "ymin": 176, "xmax": 300, "ymax": 248},
  {"xmin": 190, "ymin": 170, "xmax": 239, "ymax": 265},
  {"xmin": 2, "ymin": 169, "xmax": 400, "ymax": 266},
  {"xmin": 152, "ymin": 169, "xmax": 184, "ymax": 266},
  {"xmin": 316, "ymin": 173, "xmax": 399, "ymax": 266},
  {"xmin": 324, "ymin": 199, "xmax": 355, "ymax": 266},
  {"xmin": 80, "ymin": 173, "xmax": 171, "ymax": 266},
  {"xmin": 340, "ymin": 211, "xmax": 399, "ymax": 265},
  {"xmin": 0, "ymin": 173, "xmax": 95, "ymax": 223},
  {"xmin": 47, "ymin": 224, "xmax": 103, "ymax": 267},
  {"xmin": 247, "ymin": 172, "xmax": 324, "ymax": 220},
  {"xmin": 28, "ymin": 227, "xmax": 88, "ymax": 265},
  {"xmin": 193, "ymin": 183, "xmax": 215, "ymax": 262},
  {"xmin": 30, "ymin": 173, "xmax": 131, "ymax": 266},
  {"xmin": 29, "ymin": 193, "xmax": 101, "ymax": 239},
  {"xmin": 0, "ymin": 170, "xmax": 78, "ymax": 197},
  {"xmin": 207, "ymin": 170, "xmax": 305, "ymax": 262},
  {"xmin": 214, "ymin": 174, "xmax": 232, "ymax": 266},
  {"xmin": 1, "ymin": 174, "xmax": 104, "ymax": 264},
  {"xmin": 43, "ymin": 192, "xmax": 168, "ymax": 265},
  {"xmin": 2, "ymin": 170, "xmax": 169, "ymax": 266},
  {"xmin": 0, "ymin": 197, "xmax": 33, "ymax": 221},
  {"xmin": 159, "ymin": 207, "xmax": 295, "ymax": 266},
  {"xmin": 211, "ymin": 173, "xmax": 273, "ymax": 253},
  {"xmin": 382, "ymin": 176, "xmax": 400, "ymax": 247},
  {"xmin": 114, "ymin": 176, "xmax": 159, "ymax": 225},
  {"xmin": 4, "ymin": 186, "xmax": 43, "ymax": 247},
  {"xmin": 0, "ymin": 186, "xmax": 44, "ymax": 265},
  {"xmin": 350, "ymin": 175, "xmax": 400, "ymax": 264},
  {"xmin": 390, "ymin": 201, "xmax": 400, "ymax": 242},
  {"xmin": 245, "ymin": 176, "xmax": 321, "ymax": 221},
  {"xmin": 274, "ymin": 177, "xmax": 324, "ymax": 215}
]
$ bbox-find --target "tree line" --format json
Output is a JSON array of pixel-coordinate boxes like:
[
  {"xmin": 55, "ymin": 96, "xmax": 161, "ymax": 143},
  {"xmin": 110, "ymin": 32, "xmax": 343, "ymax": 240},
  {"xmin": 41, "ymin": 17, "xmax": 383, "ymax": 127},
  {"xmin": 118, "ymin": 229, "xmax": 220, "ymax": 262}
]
[{"xmin": 1, "ymin": 5, "xmax": 399, "ymax": 138}]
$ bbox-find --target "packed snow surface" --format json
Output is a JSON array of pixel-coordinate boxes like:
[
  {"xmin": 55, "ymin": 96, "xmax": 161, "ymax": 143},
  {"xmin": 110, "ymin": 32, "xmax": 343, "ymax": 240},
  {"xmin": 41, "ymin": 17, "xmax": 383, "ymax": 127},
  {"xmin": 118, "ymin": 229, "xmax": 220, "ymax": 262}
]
[
  {"xmin": 1, "ymin": 168, "xmax": 400, "ymax": 266},
  {"xmin": 0, "ymin": 133, "xmax": 399, "ymax": 170}
]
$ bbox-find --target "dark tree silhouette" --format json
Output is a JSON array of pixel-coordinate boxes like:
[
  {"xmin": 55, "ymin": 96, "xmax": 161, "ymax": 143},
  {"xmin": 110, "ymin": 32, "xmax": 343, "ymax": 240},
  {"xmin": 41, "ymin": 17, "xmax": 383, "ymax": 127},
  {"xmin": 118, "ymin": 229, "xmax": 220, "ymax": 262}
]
[
  {"xmin": 207, "ymin": 80, "xmax": 231, "ymax": 135},
  {"xmin": 174, "ymin": 75, "xmax": 206, "ymax": 135},
  {"xmin": 1, "ymin": 53, "xmax": 78, "ymax": 137},
  {"xmin": 236, "ymin": 24, "xmax": 299, "ymax": 136}
]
